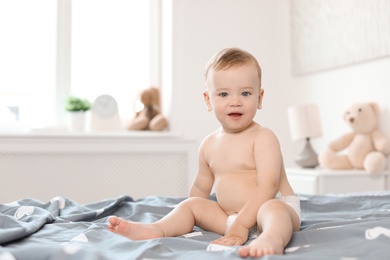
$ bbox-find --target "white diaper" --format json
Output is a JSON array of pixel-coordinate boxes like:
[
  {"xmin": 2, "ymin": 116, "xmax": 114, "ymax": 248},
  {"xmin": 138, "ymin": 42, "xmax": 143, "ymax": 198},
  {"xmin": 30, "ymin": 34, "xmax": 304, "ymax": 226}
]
[
  {"xmin": 226, "ymin": 213, "xmax": 259, "ymax": 239},
  {"xmin": 275, "ymin": 192, "xmax": 301, "ymax": 224},
  {"xmin": 225, "ymin": 192, "xmax": 301, "ymax": 239}
]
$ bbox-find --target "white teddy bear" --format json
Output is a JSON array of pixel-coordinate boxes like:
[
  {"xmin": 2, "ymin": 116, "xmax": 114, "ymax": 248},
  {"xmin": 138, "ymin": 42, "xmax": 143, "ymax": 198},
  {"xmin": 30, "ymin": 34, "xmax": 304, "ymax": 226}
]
[{"xmin": 318, "ymin": 102, "xmax": 390, "ymax": 174}]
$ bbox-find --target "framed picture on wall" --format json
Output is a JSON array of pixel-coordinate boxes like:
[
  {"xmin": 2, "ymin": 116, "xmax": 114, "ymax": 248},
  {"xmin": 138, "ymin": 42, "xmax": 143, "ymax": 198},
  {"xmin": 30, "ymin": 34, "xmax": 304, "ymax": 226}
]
[{"xmin": 291, "ymin": 0, "xmax": 390, "ymax": 75}]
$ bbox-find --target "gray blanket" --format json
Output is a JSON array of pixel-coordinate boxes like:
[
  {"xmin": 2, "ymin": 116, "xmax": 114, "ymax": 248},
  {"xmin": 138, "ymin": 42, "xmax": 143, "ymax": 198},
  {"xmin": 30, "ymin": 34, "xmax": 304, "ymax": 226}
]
[{"xmin": 1, "ymin": 193, "xmax": 390, "ymax": 259}]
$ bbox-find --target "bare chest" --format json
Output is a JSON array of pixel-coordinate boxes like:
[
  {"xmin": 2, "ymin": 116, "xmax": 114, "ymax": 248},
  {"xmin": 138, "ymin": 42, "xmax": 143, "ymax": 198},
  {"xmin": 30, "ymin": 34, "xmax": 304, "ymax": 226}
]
[{"xmin": 205, "ymin": 138, "xmax": 256, "ymax": 175}]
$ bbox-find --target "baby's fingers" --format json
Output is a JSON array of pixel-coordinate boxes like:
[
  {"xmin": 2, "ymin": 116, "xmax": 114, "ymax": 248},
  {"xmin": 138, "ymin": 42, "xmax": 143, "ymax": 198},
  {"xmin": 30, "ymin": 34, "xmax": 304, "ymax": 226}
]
[{"xmin": 211, "ymin": 236, "xmax": 245, "ymax": 246}]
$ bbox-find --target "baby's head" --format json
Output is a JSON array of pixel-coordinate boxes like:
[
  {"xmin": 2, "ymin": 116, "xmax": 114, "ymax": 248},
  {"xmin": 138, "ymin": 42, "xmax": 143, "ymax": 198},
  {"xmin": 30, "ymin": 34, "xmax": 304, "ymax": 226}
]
[{"xmin": 204, "ymin": 48, "xmax": 262, "ymax": 89}]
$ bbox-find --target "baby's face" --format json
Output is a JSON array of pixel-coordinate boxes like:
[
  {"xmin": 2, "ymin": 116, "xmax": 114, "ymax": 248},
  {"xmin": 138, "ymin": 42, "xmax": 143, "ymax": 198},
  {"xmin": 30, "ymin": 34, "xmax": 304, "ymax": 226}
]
[{"xmin": 204, "ymin": 63, "xmax": 263, "ymax": 133}]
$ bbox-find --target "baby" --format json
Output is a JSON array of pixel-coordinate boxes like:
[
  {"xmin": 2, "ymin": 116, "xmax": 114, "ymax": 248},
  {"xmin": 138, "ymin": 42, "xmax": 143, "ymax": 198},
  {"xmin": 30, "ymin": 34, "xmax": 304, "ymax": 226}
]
[{"xmin": 108, "ymin": 47, "xmax": 301, "ymax": 258}]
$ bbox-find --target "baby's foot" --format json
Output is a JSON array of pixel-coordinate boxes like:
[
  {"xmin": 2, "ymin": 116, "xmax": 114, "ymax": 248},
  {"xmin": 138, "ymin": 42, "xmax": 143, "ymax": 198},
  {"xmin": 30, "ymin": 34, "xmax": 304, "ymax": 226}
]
[
  {"xmin": 108, "ymin": 216, "xmax": 164, "ymax": 240},
  {"xmin": 238, "ymin": 235, "xmax": 284, "ymax": 258}
]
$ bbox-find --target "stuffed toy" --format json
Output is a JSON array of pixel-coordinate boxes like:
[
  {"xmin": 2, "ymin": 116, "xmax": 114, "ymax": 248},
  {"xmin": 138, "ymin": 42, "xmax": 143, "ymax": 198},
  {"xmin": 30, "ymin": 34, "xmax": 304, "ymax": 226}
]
[
  {"xmin": 127, "ymin": 87, "xmax": 168, "ymax": 131},
  {"xmin": 318, "ymin": 102, "xmax": 390, "ymax": 174}
]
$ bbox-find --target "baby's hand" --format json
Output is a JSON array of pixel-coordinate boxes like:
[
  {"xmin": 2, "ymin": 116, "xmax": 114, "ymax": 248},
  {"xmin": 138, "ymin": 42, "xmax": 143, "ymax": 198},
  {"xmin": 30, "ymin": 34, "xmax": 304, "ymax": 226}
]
[
  {"xmin": 211, "ymin": 222, "xmax": 249, "ymax": 246},
  {"xmin": 211, "ymin": 234, "xmax": 247, "ymax": 246}
]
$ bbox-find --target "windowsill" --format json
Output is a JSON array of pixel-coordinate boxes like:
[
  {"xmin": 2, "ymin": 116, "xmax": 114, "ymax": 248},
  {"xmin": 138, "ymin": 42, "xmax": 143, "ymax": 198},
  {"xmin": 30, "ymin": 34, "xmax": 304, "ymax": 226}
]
[
  {"xmin": 0, "ymin": 128, "xmax": 196, "ymax": 152},
  {"xmin": 0, "ymin": 128, "xmax": 180, "ymax": 139}
]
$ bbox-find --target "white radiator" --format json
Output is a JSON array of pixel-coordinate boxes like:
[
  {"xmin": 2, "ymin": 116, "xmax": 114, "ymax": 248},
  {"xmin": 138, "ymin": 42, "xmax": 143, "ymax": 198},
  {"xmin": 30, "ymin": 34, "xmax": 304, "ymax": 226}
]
[{"xmin": 0, "ymin": 133, "xmax": 198, "ymax": 204}]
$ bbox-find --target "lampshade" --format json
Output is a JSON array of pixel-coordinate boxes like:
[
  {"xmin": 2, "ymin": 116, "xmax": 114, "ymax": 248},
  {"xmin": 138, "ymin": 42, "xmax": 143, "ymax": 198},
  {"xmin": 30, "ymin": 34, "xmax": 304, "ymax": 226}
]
[{"xmin": 287, "ymin": 104, "xmax": 322, "ymax": 142}]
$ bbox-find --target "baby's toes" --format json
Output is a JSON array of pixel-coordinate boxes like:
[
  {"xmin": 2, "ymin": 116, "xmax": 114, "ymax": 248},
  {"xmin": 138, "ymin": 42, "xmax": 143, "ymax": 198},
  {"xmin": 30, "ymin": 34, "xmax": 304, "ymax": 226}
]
[{"xmin": 108, "ymin": 216, "xmax": 121, "ymax": 229}]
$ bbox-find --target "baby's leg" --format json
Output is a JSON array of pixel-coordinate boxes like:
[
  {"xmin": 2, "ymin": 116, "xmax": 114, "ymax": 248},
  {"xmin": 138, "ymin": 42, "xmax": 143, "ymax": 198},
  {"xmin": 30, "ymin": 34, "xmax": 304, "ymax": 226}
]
[
  {"xmin": 238, "ymin": 199, "xmax": 300, "ymax": 258},
  {"xmin": 108, "ymin": 197, "xmax": 227, "ymax": 240}
]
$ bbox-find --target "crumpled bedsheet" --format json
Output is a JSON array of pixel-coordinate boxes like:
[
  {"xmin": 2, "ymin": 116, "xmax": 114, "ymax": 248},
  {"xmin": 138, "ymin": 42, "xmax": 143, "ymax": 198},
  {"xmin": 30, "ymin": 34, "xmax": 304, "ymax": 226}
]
[{"xmin": 1, "ymin": 193, "xmax": 390, "ymax": 259}]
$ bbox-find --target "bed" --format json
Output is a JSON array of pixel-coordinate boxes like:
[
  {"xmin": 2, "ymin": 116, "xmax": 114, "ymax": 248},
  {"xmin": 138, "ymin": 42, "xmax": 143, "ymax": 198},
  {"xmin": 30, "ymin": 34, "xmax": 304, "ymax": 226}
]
[{"xmin": 1, "ymin": 192, "xmax": 390, "ymax": 259}]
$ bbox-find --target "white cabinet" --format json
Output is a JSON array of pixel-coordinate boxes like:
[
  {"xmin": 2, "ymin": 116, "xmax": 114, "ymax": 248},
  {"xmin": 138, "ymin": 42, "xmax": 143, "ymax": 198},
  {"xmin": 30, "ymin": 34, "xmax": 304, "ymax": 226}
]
[{"xmin": 286, "ymin": 168, "xmax": 389, "ymax": 195}]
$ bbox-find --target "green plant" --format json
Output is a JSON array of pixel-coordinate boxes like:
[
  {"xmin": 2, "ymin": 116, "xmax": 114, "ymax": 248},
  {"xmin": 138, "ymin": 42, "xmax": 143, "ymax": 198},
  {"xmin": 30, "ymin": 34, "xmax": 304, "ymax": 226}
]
[{"xmin": 64, "ymin": 96, "xmax": 91, "ymax": 112}]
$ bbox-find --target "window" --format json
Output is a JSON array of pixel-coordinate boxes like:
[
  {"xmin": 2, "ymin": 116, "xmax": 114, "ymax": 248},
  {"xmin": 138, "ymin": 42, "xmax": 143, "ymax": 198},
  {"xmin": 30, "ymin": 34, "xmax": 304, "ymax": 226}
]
[
  {"xmin": 0, "ymin": 0, "xmax": 56, "ymax": 129},
  {"xmin": 0, "ymin": 0, "xmax": 160, "ymax": 131}
]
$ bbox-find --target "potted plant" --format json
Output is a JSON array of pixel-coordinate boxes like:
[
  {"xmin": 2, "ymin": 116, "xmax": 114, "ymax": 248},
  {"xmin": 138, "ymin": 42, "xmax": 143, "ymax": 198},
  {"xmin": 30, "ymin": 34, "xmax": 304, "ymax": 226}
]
[
  {"xmin": 65, "ymin": 96, "xmax": 91, "ymax": 112},
  {"xmin": 64, "ymin": 96, "xmax": 91, "ymax": 132}
]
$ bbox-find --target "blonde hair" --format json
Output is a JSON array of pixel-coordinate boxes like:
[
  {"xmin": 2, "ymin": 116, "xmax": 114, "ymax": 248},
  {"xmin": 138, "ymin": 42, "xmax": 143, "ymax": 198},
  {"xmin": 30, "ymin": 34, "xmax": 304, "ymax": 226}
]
[{"xmin": 204, "ymin": 48, "xmax": 262, "ymax": 88}]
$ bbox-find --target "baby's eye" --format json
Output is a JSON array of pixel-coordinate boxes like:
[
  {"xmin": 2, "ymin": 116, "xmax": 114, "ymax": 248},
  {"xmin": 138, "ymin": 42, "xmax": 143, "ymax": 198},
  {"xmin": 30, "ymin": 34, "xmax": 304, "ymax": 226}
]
[
  {"xmin": 242, "ymin": 91, "xmax": 250, "ymax": 96},
  {"xmin": 219, "ymin": 92, "xmax": 228, "ymax": 97}
]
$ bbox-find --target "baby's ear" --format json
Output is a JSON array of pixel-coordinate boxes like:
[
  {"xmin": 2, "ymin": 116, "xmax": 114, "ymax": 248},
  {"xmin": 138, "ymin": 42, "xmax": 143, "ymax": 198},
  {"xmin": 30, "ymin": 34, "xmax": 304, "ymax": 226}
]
[
  {"xmin": 203, "ymin": 91, "xmax": 212, "ymax": 111},
  {"xmin": 257, "ymin": 88, "xmax": 264, "ymax": 110}
]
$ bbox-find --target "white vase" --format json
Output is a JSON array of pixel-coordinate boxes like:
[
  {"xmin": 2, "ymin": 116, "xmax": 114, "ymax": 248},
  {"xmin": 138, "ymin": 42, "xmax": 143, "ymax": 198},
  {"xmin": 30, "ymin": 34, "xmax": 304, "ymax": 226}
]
[{"xmin": 66, "ymin": 111, "xmax": 86, "ymax": 132}]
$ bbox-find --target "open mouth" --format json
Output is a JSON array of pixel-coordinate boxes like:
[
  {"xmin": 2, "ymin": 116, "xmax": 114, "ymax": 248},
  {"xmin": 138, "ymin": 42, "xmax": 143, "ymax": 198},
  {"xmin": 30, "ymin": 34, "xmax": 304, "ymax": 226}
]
[{"xmin": 228, "ymin": 112, "xmax": 243, "ymax": 118}]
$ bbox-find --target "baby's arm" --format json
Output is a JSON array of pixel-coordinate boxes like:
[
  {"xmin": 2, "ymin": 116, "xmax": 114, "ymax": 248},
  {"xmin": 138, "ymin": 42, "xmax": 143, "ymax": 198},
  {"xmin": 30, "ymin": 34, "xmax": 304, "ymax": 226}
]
[
  {"xmin": 190, "ymin": 139, "xmax": 215, "ymax": 198},
  {"xmin": 213, "ymin": 128, "xmax": 281, "ymax": 246}
]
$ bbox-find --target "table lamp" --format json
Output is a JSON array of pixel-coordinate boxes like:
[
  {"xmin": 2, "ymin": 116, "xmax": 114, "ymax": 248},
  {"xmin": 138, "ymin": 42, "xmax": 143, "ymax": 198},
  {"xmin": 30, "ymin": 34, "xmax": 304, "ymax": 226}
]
[{"xmin": 287, "ymin": 104, "xmax": 322, "ymax": 168}]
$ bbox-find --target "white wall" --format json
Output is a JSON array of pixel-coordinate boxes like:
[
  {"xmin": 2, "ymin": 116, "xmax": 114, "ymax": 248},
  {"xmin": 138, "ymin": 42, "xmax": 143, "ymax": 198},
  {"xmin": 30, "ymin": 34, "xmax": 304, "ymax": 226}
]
[{"xmin": 169, "ymin": 0, "xmax": 390, "ymax": 168}]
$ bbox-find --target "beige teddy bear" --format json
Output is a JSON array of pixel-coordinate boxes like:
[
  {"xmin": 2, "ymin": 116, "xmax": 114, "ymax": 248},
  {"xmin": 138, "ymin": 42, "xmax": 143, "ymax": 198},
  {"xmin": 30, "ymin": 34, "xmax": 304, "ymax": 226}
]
[
  {"xmin": 318, "ymin": 102, "xmax": 390, "ymax": 174},
  {"xmin": 127, "ymin": 87, "xmax": 168, "ymax": 131}
]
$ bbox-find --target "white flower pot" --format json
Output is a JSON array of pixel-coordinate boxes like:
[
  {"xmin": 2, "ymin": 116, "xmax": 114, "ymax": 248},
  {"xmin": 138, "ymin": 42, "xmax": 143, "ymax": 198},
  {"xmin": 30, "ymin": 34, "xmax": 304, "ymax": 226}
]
[{"xmin": 66, "ymin": 111, "xmax": 86, "ymax": 132}]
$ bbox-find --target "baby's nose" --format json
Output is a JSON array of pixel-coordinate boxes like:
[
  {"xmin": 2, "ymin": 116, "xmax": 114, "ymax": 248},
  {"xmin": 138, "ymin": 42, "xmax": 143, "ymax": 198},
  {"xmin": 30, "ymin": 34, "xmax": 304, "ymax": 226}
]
[{"xmin": 229, "ymin": 98, "xmax": 242, "ymax": 107}]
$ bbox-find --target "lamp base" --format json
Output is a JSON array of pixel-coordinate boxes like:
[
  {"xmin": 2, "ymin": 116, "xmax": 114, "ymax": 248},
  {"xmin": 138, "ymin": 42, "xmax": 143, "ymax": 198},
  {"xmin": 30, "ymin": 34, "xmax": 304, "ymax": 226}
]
[{"xmin": 295, "ymin": 138, "xmax": 319, "ymax": 168}]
